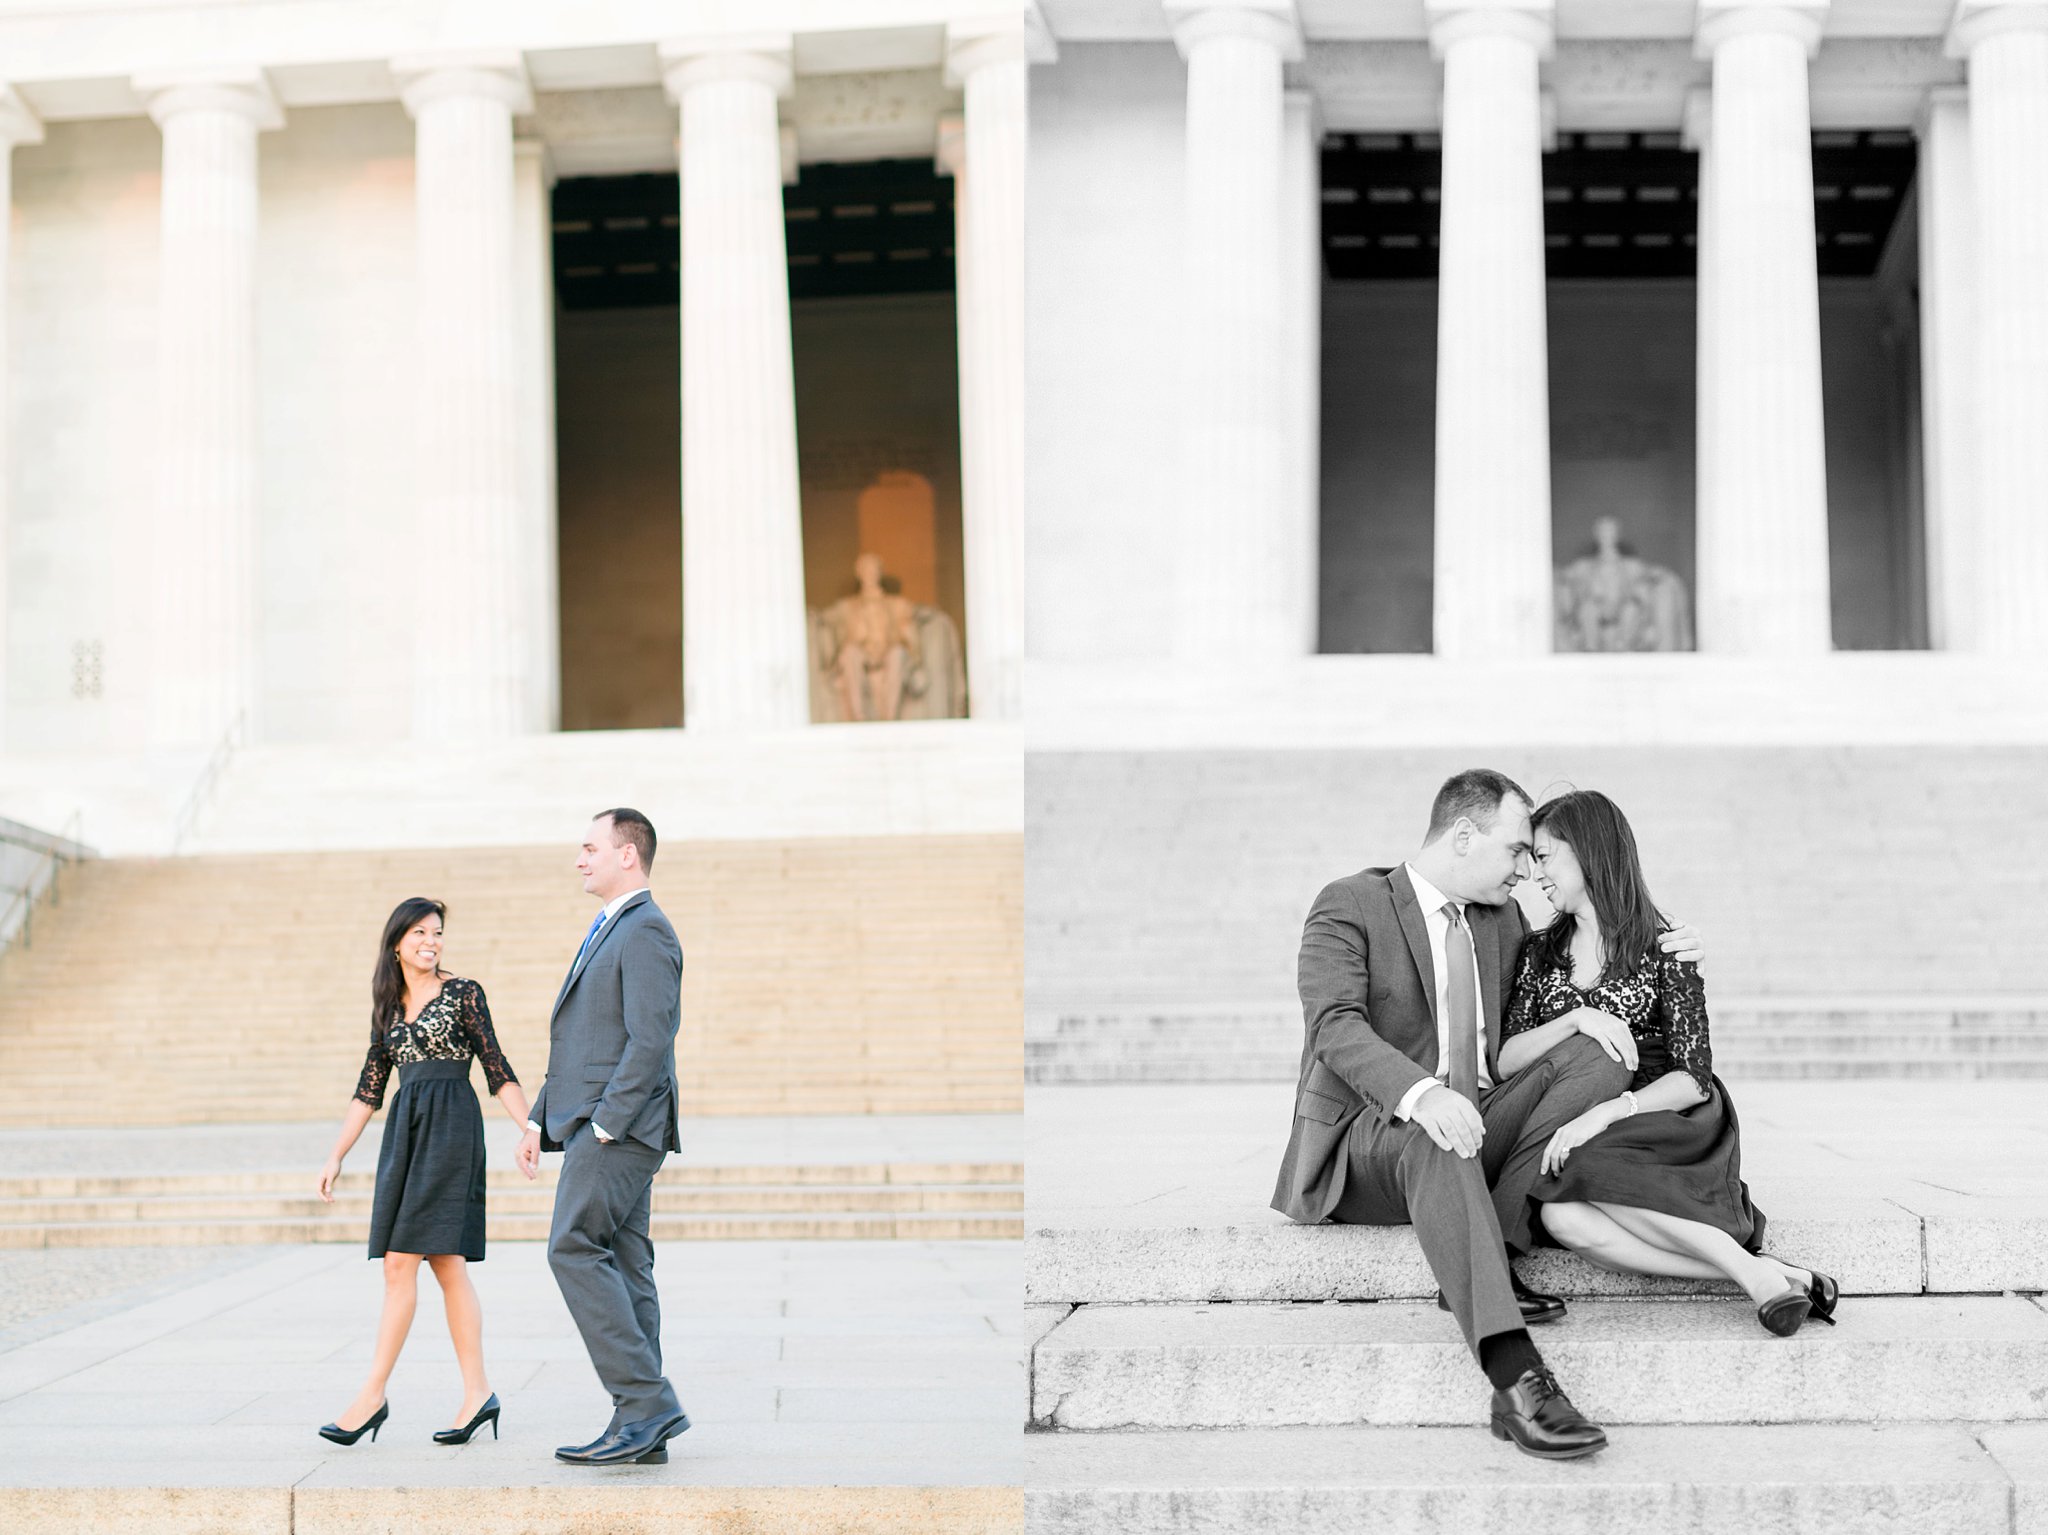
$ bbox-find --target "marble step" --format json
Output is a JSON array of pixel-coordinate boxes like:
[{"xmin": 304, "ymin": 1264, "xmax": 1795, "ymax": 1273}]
[
  {"xmin": 1028, "ymin": 1296, "xmax": 2048, "ymax": 1431},
  {"xmin": 3, "ymin": 1210, "xmax": 1025, "ymax": 1248},
  {"xmin": 0, "ymin": 1161, "xmax": 1024, "ymax": 1198},
  {"xmin": 1026, "ymin": 1422, "xmax": 2047, "ymax": 1535}
]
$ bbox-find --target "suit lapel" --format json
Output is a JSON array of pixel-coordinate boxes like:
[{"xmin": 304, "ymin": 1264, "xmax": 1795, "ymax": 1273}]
[
  {"xmin": 550, "ymin": 890, "xmax": 651, "ymax": 1023},
  {"xmin": 1387, "ymin": 866, "xmax": 1438, "ymax": 1027},
  {"xmin": 1474, "ymin": 905, "xmax": 1503, "ymax": 1076}
]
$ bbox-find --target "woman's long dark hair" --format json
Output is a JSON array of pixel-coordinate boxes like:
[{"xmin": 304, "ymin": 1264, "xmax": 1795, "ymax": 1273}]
[
  {"xmin": 1529, "ymin": 790, "xmax": 1666, "ymax": 985},
  {"xmin": 372, "ymin": 897, "xmax": 447, "ymax": 1041}
]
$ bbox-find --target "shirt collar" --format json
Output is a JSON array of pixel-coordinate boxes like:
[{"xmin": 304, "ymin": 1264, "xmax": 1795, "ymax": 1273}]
[
  {"xmin": 1404, "ymin": 863, "xmax": 1461, "ymax": 922},
  {"xmin": 599, "ymin": 888, "xmax": 644, "ymax": 924}
]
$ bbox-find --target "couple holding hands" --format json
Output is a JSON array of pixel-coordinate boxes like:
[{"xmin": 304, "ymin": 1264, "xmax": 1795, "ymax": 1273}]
[
  {"xmin": 314, "ymin": 807, "xmax": 690, "ymax": 1466},
  {"xmin": 1275, "ymin": 770, "xmax": 1837, "ymax": 1460}
]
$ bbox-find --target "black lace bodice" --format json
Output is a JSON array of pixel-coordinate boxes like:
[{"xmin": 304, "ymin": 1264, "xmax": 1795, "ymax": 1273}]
[
  {"xmin": 352, "ymin": 976, "xmax": 517, "ymax": 1109},
  {"xmin": 1502, "ymin": 938, "xmax": 1712, "ymax": 1096}
]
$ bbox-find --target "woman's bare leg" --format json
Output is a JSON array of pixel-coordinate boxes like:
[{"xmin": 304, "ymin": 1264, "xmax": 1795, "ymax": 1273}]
[
  {"xmin": 426, "ymin": 1253, "xmax": 493, "ymax": 1426},
  {"xmin": 338, "ymin": 1252, "xmax": 422, "ymax": 1427},
  {"xmin": 1593, "ymin": 1202, "xmax": 1797, "ymax": 1306},
  {"xmin": 1539, "ymin": 1201, "xmax": 1727, "ymax": 1281}
]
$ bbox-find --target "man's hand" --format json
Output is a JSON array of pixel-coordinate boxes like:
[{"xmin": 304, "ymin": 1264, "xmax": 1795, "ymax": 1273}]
[
  {"xmin": 1570, "ymin": 1007, "xmax": 1639, "ymax": 1071},
  {"xmin": 515, "ymin": 1129, "xmax": 541, "ymax": 1180},
  {"xmin": 1410, "ymin": 1085, "xmax": 1485, "ymax": 1160},
  {"xmin": 1541, "ymin": 1104, "xmax": 1621, "ymax": 1176},
  {"xmin": 1659, "ymin": 921, "xmax": 1704, "ymax": 966}
]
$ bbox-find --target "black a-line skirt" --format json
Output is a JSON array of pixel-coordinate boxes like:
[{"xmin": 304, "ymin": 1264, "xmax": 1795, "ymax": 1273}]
[
  {"xmin": 368, "ymin": 1060, "xmax": 488, "ymax": 1262},
  {"xmin": 1529, "ymin": 1073, "xmax": 1767, "ymax": 1252}
]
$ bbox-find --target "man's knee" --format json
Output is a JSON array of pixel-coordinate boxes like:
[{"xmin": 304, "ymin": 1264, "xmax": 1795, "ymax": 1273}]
[
  {"xmin": 1547, "ymin": 1034, "xmax": 1632, "ymax": 1097},
  {"xmin": 1394, "ymin": 1129, "xmax": 1488, "ymax": 1194}
]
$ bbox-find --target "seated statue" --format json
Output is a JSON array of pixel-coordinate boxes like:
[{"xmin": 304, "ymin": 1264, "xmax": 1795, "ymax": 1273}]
[
  {"xmin": 808, "ymin": 553, "xmax": 967, "ymax": 723},
  {"xmin": 1554, "ymin": 516, "xmax": 1694, "ymax": 653}
]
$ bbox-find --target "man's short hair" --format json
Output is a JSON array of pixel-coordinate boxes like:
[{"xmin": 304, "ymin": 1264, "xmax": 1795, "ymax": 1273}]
[
  {"xmin": 597, "ymin": 807, "xmax": 657, "ymax": 871},
  {"xmin": 1424, "ymin": 769, "xmax": 1533, "ymax": 843}
]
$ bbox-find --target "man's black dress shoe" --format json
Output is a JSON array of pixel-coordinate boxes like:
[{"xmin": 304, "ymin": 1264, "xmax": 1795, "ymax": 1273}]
[
  {"xmin": 1488, "ymin": 1367, "xmax": 1608, "ymax": 1460},
  {"xmin": 556, "ymin": 1410, "xmax": 690, "ymax": 1465},
  {"xmin": 1437, "ymin": 1273, "xmax": 1566, "ymax": 1326}
]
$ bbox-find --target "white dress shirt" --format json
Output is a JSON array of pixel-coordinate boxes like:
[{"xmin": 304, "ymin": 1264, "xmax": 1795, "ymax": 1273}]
[
  {"xmin": 1392, "ymin": 863, "xmax": 1496, "ymax": 1122},
  {"xmin": 529, "ymin": 888, "xmax": 646, "ymax": 1143}
]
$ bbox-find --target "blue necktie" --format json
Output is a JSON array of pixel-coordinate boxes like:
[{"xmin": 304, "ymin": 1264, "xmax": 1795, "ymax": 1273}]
[{"xmin": 570, "ymin": 911, "xmax": 606, "ymax": 975}]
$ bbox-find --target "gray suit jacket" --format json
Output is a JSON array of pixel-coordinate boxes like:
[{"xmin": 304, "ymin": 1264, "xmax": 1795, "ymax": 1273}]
[
  {"xmin": 530, "ymin": 889, "xmax": 684, "ymax": 1154},
  {"xmin": 1270, "ymin": 865, "xmax": 1527, "ymax": 1224}
]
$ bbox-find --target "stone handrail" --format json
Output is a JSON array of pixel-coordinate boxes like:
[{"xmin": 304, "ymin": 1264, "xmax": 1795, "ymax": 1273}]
[{"xmin": 0, "ymin": 810, "xmax": 90, "ymax": 955}]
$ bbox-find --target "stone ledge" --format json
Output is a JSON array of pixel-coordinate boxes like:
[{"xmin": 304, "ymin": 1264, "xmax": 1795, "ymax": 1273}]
[
  {"xmin": 1030, "ymin": 1295, "xmax": 2048, "ymax": 1430},
  {"xmin": 1027, "ymin": 1203, "xmax": 1929, "ymax": 1304},
  {"xmin": 1027, "ymin": 1423, "xmax": 2022, "ymax": 1535}
]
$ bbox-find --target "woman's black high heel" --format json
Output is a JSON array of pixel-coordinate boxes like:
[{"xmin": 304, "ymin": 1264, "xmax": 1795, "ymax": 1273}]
[
  {"xmin": 318, "ymin": 1401, "xmax": 388, "ymax": 1445},
  {"xmin": 1762, "ymin": 1254, "xmax": 1840, "ymax": 1327},
  {"xmin": 433, "ymin": 1393, "xmax": 500, "ymax": 1445},
  {"xmin": 1756, "ymin": 1282, "xmax": 1811, "ymax": 1337}
]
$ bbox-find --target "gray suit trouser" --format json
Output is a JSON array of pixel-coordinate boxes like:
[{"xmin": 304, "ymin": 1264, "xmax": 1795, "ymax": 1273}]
[
  {"xmin": 548, "ymin": 1122, "xmax": 680, "ymax": 1424},
  {"xmin": 1330, "ymin": 1035, "xmax": 1630, "ymax": 1362}
]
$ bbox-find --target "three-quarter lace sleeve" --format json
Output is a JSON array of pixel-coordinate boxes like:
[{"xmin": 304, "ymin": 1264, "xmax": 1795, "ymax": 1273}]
[
  {"xmin": 457, "ymin": 979, "xmax": 518, "ymax": 1095},
  {"xmin": 352, "ymin": 1024, "xmax": 392, "ymax": 1110},
  {"xmin": 1502, "ymin": 941, "xmax": 1544, "ymax": 1039},
  {"xmin": 1654, "ymin": 953, "xmax": 1713, "ymax": 1095}
]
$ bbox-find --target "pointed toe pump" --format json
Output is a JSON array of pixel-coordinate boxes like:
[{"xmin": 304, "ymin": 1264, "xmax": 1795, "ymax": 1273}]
[
  {"xmin": 1756, "ymin": 1284, "xmax": 1811, "ymax": 1338},
  {"xmin": 433, "ymin": 1393, "xmax": 501, "ymax": 1445},
  {"xmin": 318, "ymin": 1401, "xmax": 389, "ymax": 1445}
]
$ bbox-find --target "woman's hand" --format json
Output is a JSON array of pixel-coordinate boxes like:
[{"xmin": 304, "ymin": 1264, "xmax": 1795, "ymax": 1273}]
[
  {"xmin": 1540, "ymin": 1103, "xmax": 1623, "ymax": 1176},
  {"xmin": 1571, "ymin": 1007, "xmax": 1639, "ymax": 1071},
  {"xmin": 318, "ymin": 1156, "xmax": 343, "ymax": 1203}
]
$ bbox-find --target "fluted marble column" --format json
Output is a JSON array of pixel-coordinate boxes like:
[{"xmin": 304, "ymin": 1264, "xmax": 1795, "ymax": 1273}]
[
  {"xmin": 135, "ymin": 71, "xmax": 281, "ymax": 751},
  {"xmin": 1693, "ymin": 0, "xmax": 1832, "ymax": 654},
  {"xmin": 1915, "ymin": 86, "xmax": 1976, "ymax": 651},
  {"xmin": 1164, "ymin": 0, "xmax": 1305, "ymax": 661},
  {"xmin": 1684, "ymin": 86, "xmax": 1717, "ymax": 625},
  {"xmin": 1951, "ymin": 1, "xmax": 2048, "ymax": 652},
  {"xmin": 0, "ymin": 88, "xmax": 40, "ymax": 755},
  {"xmin": 942, "ymin": 18, "xmax": 1027, "ymax": 720},
  {"xmin": 514, "ymin": 138, "xmax": 561, "ymax": 730},
  {"xmin": 1426, "ymin": 0, "xmax": 1555, "ymax": 658},
  {"xmin": 1283, "ymin": 88, "xmax": 1322, "ymax": 655},
  {"xmin": 393, "ymin": 55, "xmax": 539, "ymax": 738},
  {"xmin": 659, "ymin": 35, "xmax": 808, "ymax": 730}
]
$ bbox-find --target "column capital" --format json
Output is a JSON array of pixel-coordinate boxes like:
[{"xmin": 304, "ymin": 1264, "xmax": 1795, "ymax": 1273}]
[
  {"xmin": 658, "ymin": 34, "xmax": 795, "ymax": 101},
  {"xmin": 935, "ymin": 110, "xmax": 966, "ymax": 178},
  {"xmin": 1163, "ymin": 0, "xmax": 1304, "ymax": 65},
  {"xmin": 1425, "ymin": 0, "xmax": 1556, "ymax": 60},
  {"xmin": 1915, "ymin": 81, "xmax": 1971, "ymax": 135},
  {"xmin": 391, "ymin": 52, "xmax": 533, "ymax": 117},
  {"xmin": 1682, "ymin": 83, "xmax": 1713, "ymax": 147},
  {"xmin": 1949, "ymin": 0, "xmax": 2048, "ymax": 57},
  {"xmin": 133, "ymin": 68, "xmax": 283, "ymax": 131},
  {"xmin": 1695, "ymin": 2, "xmax": 1829, "ymax": 60},
  {"xmin": 946, "ymin": 17, "xmax": 1026, "ymax": 86},
  {"xmin": 0, "ymin": 85, "xmax": 43, "ymax": 149}
]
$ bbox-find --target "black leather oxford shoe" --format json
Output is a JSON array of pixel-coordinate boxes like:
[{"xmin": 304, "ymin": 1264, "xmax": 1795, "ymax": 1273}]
[
  {"xmin": 556, "ymin": 1410, "xmax": 690, "ymax": 1466},
  {"xmin": 1488, "ymin": 1367, "xmax": 1608, "ymax": 1460}
]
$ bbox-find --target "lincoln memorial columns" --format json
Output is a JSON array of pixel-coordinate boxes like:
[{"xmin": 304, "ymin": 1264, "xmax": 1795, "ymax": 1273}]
[
  {"xmin": 1164, "ymin": 0, "xmax": 1306, "ymax": 661},
  {"xmin": 1951, "ymin": 0, "xmax": 2048, "ymax": 653},
  {"xmin": 0, "ymin": 87, "xmax": 39, "ymax": 757},
  {"xmin": 659, "ymin": 34, "xmax": 810, "ymax": 730},
  {"xmin": 1915, "ymin": 85, "xmax": 1977, "ymax": 652},
  {"xmin": 1426, "ymin": 0, "xmax": 1556, "ymax": 659},
  {"xmin": 1693, "ymin": 0, "xmax": 1833, "ymax": 654},
  {"xmin": 135, "ymin": 70, "xmax": 281, "ymax": 750},
  {"xmin": 395, "ymin": 54, "xmax": 541, "ymax": 738},
  {"xmin": 943, "ymin": 19, "xmax": 1028, "ymax": 720}
]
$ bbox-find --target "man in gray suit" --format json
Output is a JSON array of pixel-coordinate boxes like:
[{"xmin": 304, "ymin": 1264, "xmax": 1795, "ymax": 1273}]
[
  {"xmin": 1272, "ymin": 769, "xmax": 1701, "ymax": 1460},
  {"xmin": 515, "ymin": 807, "xmax": 687, "ymax": 1466}
]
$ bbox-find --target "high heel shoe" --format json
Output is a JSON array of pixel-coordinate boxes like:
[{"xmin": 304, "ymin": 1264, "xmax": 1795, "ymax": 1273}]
[
  {"xmin": 1756, "ymin": 1282, "xmax": 1811, "ymax": 1338},
  {"xmin": 433, "ymin": 1393, "xmax": 500, "ymax": 1445},
  {"xmin": 318, "ymin": 1400, "xmax": 388, "ymax": 1445},
  {"xmin": 1762, "ymin": 1253, "xmax": 1840, "ymax": 1327}
]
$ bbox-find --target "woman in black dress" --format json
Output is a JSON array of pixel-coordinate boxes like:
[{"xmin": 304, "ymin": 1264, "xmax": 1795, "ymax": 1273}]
[
  {"xmin": 1498, "ymin": 790, "xmax": 1838, "ymax": 1337},
  {"xmin": 315, "ymin": 897, "xmax": 534, "ymax": 1444}
]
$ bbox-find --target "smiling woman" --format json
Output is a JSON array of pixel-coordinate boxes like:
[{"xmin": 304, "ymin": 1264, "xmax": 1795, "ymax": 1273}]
[{"xmin": 315, "ymin": 896, "xmax": 535, "ymax": 1447}]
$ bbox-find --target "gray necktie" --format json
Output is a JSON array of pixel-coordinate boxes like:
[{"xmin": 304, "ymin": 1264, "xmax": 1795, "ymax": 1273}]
[{"xmin": 1442, "ymin": 902, "xmax": 1481, "ymax": 1103}]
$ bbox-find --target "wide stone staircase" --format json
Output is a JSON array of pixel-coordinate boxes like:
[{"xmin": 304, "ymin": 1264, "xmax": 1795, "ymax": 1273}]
[
  {"xmin": 0, "ymin": 833, "xmax": 1021, "ymax": 1127},
  {"xmin": 1024, "ymin": 1081, "xmax": 2048, "ymax": 1529},
  {"xmin": 1026, "ymin": 745, "xmax": 2048, "ymax": 1084}
]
